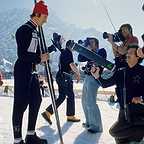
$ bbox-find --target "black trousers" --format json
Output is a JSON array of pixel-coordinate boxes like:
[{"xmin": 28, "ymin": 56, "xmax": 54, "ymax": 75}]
[
  {"xmin": 109, "ymin": 109, "xmax": 144, "ymax": 143},
  {"xmin": 46, "ymin": 72, "xmax": 75, "ymax": 116},
  {"xmin": 12, "ymin": 72, "xmax": 42, "ymax": 139}
]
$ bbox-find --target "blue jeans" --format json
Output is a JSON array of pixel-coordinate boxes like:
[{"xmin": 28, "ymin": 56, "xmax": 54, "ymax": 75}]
[{"xmin": 82, "ymin": 75, "xmax": 103, "ymax": 132}]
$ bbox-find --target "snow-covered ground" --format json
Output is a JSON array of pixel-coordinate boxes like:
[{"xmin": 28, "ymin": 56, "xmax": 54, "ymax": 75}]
[
  {"xmin": 0, "ymin": 79, "xmax": 116, "ymax": 99},
  {"xmin": 0, "ymin": 91, "xmax": 120, "ymax": 144}
]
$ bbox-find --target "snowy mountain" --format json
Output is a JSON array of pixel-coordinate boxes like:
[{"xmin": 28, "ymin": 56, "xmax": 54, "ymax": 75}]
[{"xmin": 0, "ymin": 8, "xmax": 113, "ymax": 73}]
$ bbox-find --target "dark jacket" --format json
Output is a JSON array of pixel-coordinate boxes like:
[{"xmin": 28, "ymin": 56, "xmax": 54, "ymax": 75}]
[
  {"xmin": 14, "ymin": 20, "xmax": 41, "ymax": 98},
  {"xmin": 99, "ymin": 63, "xmax": 144, "ymax": 108},
  {"xmin": 58, "ymin": 48, "xmax": 74, "ymax": 74}
]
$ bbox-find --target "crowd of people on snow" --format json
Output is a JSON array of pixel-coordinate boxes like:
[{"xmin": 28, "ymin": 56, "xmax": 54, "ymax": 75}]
[{"xmin": 2, "ymin": 1, "xmax": 144, "ymax": 144}]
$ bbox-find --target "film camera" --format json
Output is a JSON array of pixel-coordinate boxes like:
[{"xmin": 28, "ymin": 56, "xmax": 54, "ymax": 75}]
[
  {"xmin": 103, "ymin": 30, "xmax": 125, "ymax": 42},
  {"xmin": 82, "ymin": 61, "xmax": 98, "ymax": 75},
  {"xmin": 47, "ymin": 32, "xmax": 62, "ymax": 53},
  {"xmin": 53, "ymin": 32, "xmax": 61, "ymax": 43},
  {"xmin": 52, "ymin": 32, "xmax": 62, "ymax": 51}
]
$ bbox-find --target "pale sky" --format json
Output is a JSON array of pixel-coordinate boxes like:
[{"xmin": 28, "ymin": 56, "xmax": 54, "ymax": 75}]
[
  {"xmin": 1, "ymin": 0, "xmax": 144, "ymax": 45},
  {"xmin": 46, "ymin": 0, "xmax": 144, "ymax": 45}
]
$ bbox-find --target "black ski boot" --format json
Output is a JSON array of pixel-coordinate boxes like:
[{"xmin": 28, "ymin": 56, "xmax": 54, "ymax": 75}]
[{"xmin": 25, "ymin": 133, "xmax": 47, "ymax": 144}]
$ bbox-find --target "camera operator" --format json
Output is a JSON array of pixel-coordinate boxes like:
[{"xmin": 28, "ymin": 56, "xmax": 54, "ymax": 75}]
[
  {"xmin": 106, "ymin": 24, "xmax": 138, "ymax": 68},
  {"xmin": 42, "ymin": 40, "xmax": 81, "ymax": 124},
  {"xmin": 91, "ymin": 44, "xmax": 144, "ymax": 143},
  {"xmin": 78, "ymin": 37, "xmax": 107, "ymax": 133}
]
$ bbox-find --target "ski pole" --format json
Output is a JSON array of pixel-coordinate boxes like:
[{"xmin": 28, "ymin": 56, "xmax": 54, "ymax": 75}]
[
  {"xmin": 122, "ymin": 68, "xmax": 130, "ymax": 122},
  {"xmin": 33, "ymin": 1, "xmax": 64, "ymax": 144}
]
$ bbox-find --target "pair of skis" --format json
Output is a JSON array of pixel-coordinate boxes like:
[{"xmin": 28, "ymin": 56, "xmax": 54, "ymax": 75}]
[{"xmin": 70, "ymin": 42, "xmax": 115, "ymax": 71}]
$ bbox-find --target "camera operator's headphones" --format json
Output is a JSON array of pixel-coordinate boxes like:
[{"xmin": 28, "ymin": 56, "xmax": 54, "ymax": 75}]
[{"xmin": 120, "ymin": 24, "xmax": 133, "ymax": 34}]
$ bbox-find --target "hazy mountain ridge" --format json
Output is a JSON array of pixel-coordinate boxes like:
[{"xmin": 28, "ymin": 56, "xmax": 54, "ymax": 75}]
[{"xmin": 0, "ymin": 8, "xmax": 113, "ymax": 73}]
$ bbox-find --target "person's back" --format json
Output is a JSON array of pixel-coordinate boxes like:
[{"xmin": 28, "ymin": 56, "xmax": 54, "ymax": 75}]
[{"xmin": 59, "ymin": 48, "xmax": 73, "ymax": 74}]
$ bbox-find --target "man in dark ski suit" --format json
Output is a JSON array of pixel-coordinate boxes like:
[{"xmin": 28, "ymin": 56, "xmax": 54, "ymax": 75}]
[
  {"xmin": 91, "ymin": 44, "xmax": 144, "ymax": 143},
  {"xmin": 12, "ymin": 1, "xmax": 49, "ymax": 144}
]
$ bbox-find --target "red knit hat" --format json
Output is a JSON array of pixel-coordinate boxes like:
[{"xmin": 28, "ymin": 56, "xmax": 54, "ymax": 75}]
[{"xmin": 33, "ymin": 1, "xmax": 48, "ymax": 16}]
